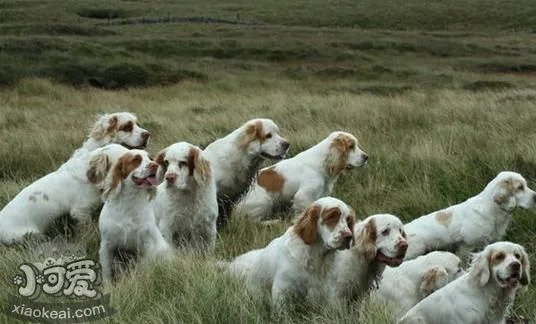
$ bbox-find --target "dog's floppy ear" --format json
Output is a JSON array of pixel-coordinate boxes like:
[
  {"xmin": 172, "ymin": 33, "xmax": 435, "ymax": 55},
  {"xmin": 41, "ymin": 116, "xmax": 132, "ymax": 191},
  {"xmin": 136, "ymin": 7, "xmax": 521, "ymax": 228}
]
[
  {"xmin": 102, "ymin": 153, "xmax": 141, "ymax": 200},
  {"xmin": 90, "ymin": 114, "xmax": 118, "ymax": 140},
  {"xmin": 154, "ymin": 149, "xmax": 167, "ymax": 182},
  {"xmin": 294, "ymin": 204, "xmax": 321, "ymax": 245},
  {"xmin": 493, "ymin": 178, "xmax": 517, "ymax": 211},
  {"xmin": 470, "ymin": 250, "xmax": 491, "ymax": 286},
  {"xmin": 86, "ymin": 151, "xmax": 111, "ymax": 184},
  {"xmin": 355, "ymin": 217, "xmax": 377, "ymax": 260},
  {"xmin": 419, "ymin": 266, "xmax": 449, "ymax": 298},
  {"xmin": 188, "ymin": 147, "xmax": 211, "ymax": 184},
  {"xmin": 520, "ymin": 247, "xmax": 531, "ymax": 286}
]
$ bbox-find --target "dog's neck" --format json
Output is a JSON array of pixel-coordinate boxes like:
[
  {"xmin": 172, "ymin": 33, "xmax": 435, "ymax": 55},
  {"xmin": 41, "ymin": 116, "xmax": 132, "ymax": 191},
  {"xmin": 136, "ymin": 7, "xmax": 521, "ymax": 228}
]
[
  {"xmin": 162, "ymin": 178, "xmax": 216, "ymax": 205},
  {"xmin": 108, "ymin": 183, "xmax": 154, "ymax": 207},
  {"xmin": 295, "ymin": 139, "xmax": 341, "ymax": 179},
  {"xmin": 480, "ymin": 280, "xmax": 518, "ymax": 322}
]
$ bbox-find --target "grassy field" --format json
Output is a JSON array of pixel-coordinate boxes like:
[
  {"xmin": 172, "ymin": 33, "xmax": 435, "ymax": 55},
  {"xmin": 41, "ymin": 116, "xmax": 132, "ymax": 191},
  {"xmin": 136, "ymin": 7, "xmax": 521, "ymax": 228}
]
[{"xmin": 1, "ymin": 0, "xmax": 536, "ymax": 323}]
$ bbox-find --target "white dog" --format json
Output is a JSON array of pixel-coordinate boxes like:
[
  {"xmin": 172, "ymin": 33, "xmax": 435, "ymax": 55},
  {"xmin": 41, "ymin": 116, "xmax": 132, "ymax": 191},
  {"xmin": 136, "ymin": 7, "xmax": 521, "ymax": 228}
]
[
  {"xmin": 399, "ymin": 241, "xmax": 530, "ymax": 324},
  {"xmin": 98, "ymin": 149, "xmax": 171, "ymax": 282},
  {"xmin": 235, "ymin": 131, "xmax": 368, "ymax": 222},
  {"xmin": 203, "ymin": 118, "xmax": 289, "ymax": 228},
  {"xmin": 324, "ymin": 213, "xmax": 407, "ymax": 303},
  {"xmin": 373, "ymin": 251, "xmax": 465, "ymax": 319},
  {"xmin": 153, "ymin": 142, "xmax": 218, "ymax": 252},
  {"xmin": 222, "ymin": 197, "xmax": 354, "ymax": 313},
  {"xmin": 0, "ymin": 113, "xmax": 149, "ymax": 244},
  {"xmin": 404, "ymin": 171, "xmax": 536, "ymax": 261}
]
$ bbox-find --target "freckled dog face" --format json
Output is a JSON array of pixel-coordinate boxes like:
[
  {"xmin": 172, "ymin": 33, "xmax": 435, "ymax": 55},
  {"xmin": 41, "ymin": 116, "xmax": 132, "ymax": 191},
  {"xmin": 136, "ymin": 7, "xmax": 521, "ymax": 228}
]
[
  {"xmin": 155, "ymin": 142, "xmax": 211, "ymax": 190},
  {"xmin": 294, "ymin": 197, "xmax": 354, "ymax": 250},
  {"xmin": 356, "ymin": 214, "xmax": 407, "ymax": 267},
  {"xmin": 241, "ymin": 119, "xmax": 289, "ymax": 159},
  {"xmin": 326, "ymin": 132, "xmax": 368, "ymax": 175},
  {"xmin": 91, "ymin": 112, "xmax": 150, "ymax": 149},
  {"xmin": 491, "ymin": 171, "xmax": 536, "ymax": 211},
  {"xmin": 488, "ymin": 243, "xmax": 530, "ymax": 289},
  {"xmin": 115, "ymin": 150, "xmax": 158, "ymax": 188}
]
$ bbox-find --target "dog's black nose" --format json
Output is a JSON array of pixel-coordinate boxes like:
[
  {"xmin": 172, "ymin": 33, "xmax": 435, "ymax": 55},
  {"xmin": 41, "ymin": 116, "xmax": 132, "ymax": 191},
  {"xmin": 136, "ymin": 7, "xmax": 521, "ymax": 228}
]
[
  {"xmin": 281, "ymin": 141, "xmax": 290, "ymax": 151},
  {"xmin": 362, "ymin": 154, "xmax": 368, "ymax": 162},
  {"xmin": 511, "ymin": 262, "xmax": 521, "ymax": 272}
]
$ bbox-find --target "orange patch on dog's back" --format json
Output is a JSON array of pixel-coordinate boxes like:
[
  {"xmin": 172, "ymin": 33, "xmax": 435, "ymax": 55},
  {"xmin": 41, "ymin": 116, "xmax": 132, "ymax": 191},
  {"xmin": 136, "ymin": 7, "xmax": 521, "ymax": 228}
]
[
  {"xmin": 257, "ymin": 167, "xmax": 285, "ymax": 193},
  {"xmin": 435, "ymin": 210, "xmax": 453, "ymax": 227}
]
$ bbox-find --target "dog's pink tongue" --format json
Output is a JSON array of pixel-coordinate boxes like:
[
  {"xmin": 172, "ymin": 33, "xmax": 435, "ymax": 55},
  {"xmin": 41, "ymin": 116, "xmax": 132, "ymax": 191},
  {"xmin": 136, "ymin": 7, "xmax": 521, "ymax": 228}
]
[{"xmin": 146, "ymin": 176, "xmax": 158, "ymax": 186}]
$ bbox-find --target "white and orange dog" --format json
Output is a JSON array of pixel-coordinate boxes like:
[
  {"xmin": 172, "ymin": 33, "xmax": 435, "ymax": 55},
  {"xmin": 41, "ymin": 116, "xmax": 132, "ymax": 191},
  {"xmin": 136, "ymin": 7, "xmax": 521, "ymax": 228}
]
[
  {"xmin": 98, "ymin": 149, "xmax": 171, "ymax": 282},
  {"xmin": 153, "ymin": 142, "xmax": 218, "ymax": 252},
  {"xmin": 404, "ymin": 171, "xmax": 536, "ymax": 261},
  {"xmin": 373, "ymin": 251, "xmax": 465, "ymax": 319},
  {"xmin": 222, "ymin": 197, "xmax": 354, "ymax": 313},
  {"xmin": 203, "ymin": 118, "xmax": 289, "ymax": 227},
  {"xmin": 399, "ymin": 241, "xmax": 530, "ymax": 324},
  {"xmin": 0, "ymin": 112, "xmax": 149, "ymax": 244},
  {"xmin": 324, "ymin": 213, "xmax": 407, "ymax": 303},
  {"xmin": 235, "ymin": 131, "xmax": 368, "ymax": 221}
]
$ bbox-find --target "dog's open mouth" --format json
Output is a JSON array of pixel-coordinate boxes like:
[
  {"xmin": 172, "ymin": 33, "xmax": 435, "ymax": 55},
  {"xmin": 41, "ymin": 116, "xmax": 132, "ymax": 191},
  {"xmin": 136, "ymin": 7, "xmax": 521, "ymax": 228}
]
[
  {"xmin": 261, "ymin": 152, "xmax": 286, "ymax": 160},
  {"xmin": 132, "ymin": 174, "xmax": 158, "ymax": 186},
  {"xmin": 376, "ymin": 251, "xmax": 404, "ymax": 267},
  {"xmin": 121, "ymin": 142, "xmax": 147, "ymax": 150},
  {"xmin": 345, "ymin": 164, "xmax": 355, "ymax": 170},
  {"xmin": 498, "ymin": 274, "xmax": 520, "ymax": 288}
]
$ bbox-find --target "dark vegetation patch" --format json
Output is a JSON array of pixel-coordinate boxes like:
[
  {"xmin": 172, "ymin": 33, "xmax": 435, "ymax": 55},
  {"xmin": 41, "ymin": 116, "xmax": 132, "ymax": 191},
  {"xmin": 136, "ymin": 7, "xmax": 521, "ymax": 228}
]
[
  {"xmin": 98, "ymin": 16, "xmax": 261, "ymax": 27},
  {"xmin": 76, "ymin": 8, "xmax": 131, "ymax": 20},
  {"xmin": 476, "ymin": 62, "xmax": 536, "ymax": 74},
  {"xmin": 0, "ymin": 24, "xmax": 116, "ymax": 37},
  {"xmin": 119, "ymin": 39, "xmax": 323, "ymax": 61},
  {"xmin": 323, "ymin": 85, "xmax": 413, "ymax": 96},
  {"xmin": 331, "ymin": 39, "xmax": 496, "ymax": 57},
  {"xmin": 462, "ymin": 80, "xmax": 515, "ymax": 91}
]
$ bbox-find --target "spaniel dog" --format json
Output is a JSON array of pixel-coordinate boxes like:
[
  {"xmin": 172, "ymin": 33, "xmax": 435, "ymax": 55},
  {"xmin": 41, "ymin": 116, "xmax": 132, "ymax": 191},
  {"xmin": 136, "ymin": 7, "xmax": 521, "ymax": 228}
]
[
  {"xmin": 203, "ymin": 118, "xmax": 289, "ymax": 228},
  {"xmin": 373, "ymin": 251, "xmax": 465, "ymax": 319},
  {"xmin": 153, "ymin": 142, "xmax": 218, "ymax": 252},
  {"xmin": 323, "ymin": 213, "xmax": 407, "ymax": 303},
  {"xmin": 98, "ymin": 149, "xmax": 171, "ymax": 282},
  {"xmin": 221, "ymin": 197, "xmax": 354, "ymax": 314},
  {"xmin": 0, "ymin": 112, "xmax": 150, "ymax": 244},
  {"xmin": 399, "ymin": 241, "xmax": 530, "ymax": 324},
  {"xmin": 404, "ymin": 171, "xmax": 536, "ymax": 261},
  {"xmin": 235, "ymin": 131, "xmax": 368, "ymax": 222}
]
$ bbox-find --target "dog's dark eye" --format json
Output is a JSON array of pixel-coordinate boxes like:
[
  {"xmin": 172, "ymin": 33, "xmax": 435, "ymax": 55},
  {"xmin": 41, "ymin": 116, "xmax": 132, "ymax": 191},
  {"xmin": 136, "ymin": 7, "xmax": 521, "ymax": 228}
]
[
  {"xmin": 178, "ymin": 161, "xmax": 188, "ymax": 168},
  {"xmin": 515, "ymin": 253, "xmax": 521, "ymax": 260},
  {"xmin": 517, "ymin": 184, "xmax": 524, "ymax": 191},
  {"xmin": 119, "ymin": 121, "xmax": 133, "ymax": 132},
  {"xmin": 349, "ymin": 143, "xmax": 356, "ymax": 150},
  {"xmin": 265, "ymin": 133, "xmax": 272, "ymax": 139},
  {"xmin": 401, "ymin": 230, "xmax": 407, "ymax": 238},
  {"xmin": 382, "ymin": 229, "xmax": 390, "ymax": 236},
  {"xmin": 494, "ymin": 252, "xmax": 505, "ymax": 261},
  {"xmin": 163, "ymin": 160, "xmax": 169, "ymax": 167}
]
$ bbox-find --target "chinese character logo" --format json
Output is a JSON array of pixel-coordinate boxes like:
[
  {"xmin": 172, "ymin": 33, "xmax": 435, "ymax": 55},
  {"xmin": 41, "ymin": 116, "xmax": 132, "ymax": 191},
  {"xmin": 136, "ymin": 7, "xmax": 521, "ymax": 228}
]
[{"xmin": 11, "ymin": 256, "xmax": 101, "ymax": 300}]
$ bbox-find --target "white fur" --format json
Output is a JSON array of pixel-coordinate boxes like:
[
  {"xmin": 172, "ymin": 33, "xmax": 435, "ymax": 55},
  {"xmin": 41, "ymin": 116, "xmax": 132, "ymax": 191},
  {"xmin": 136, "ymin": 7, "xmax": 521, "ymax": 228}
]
[
  {"xmin": 323, "ymin": 213, "xmax": 407, "ymax": 304},
  {"xmin": 223, "ymin": 197, "xmax": 354, "ymax": 314},
  {"xmin": 153, "ymin": 142, "xmax": 218, "ymax": 252},
  {"xmin": 399, "ymin": 241, "xmax": 530, "ymax": 324},
  {"xmin": 98, "ymin": 149, "xmax": 171, "ymax": 282},
  {"xmin": 373, "ymin": 251, "xmax": 465, "ymax": 319},
  {"xmin": 203, "ymin": 118, "xmax": 289, "ymax": 227},
  {"xmin": 404, "ymin": 171, "xmax": 536, "ymax": 261},
  {"xmin": 0, "ymin": 112, "xmax": 149, "ymax": 244},
  {"xmin": 235, "ymin": 131, "xmax": 368, "ymax": 222}
]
